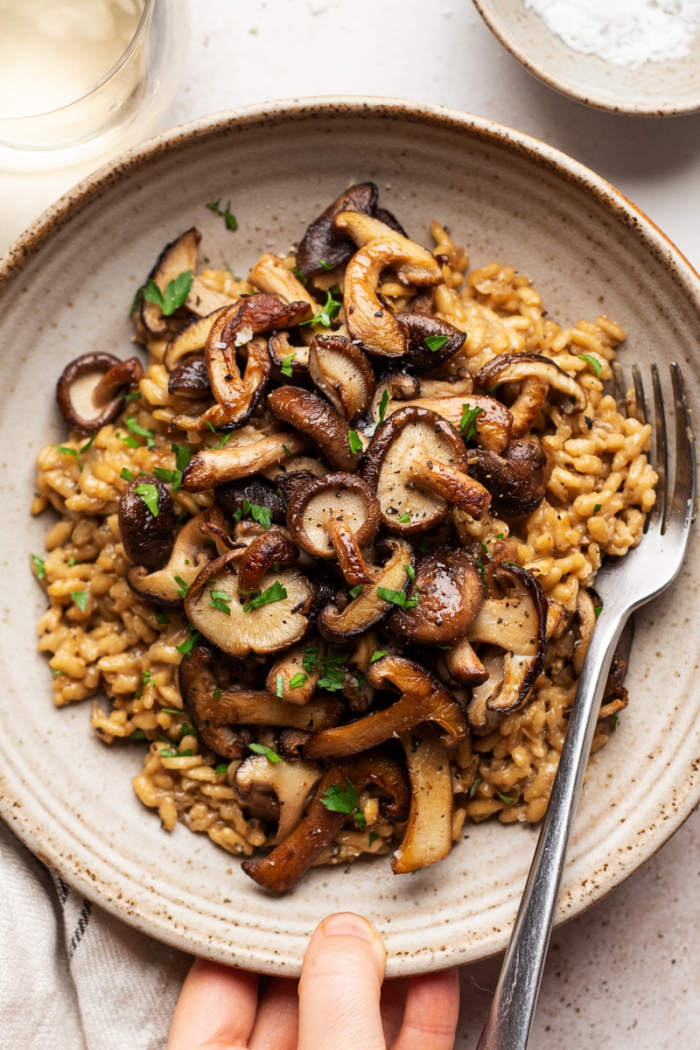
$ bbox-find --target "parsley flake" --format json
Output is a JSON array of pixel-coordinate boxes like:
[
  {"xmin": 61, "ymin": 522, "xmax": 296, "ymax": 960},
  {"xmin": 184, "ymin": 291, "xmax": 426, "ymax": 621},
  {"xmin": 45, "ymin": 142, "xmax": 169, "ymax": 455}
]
[
  {"xmin": 594, "ymin": 605, "xmax": 602, "ymax": 618},
  {"xmin": 370, "ymin": 650, "xmax": 387, "ymax": 663},
  {"xmin": 176, "ymin": 626, "xmax": 200, "ymax": 657},
  {"xmin": 215, "ymin": 762, "xmax": 229, "ymax": 774},
  {"xmin": 369, "ymin": 832, "xmax": 380, "ymax": 846},
  {"xmin": 319, "ymin": 258, "xmax": 334, "ymax": 271},
  {"xmin": 348, "ymin": 429, "xmax": 363, "ymax": 455},
  {"xmin": 70, "ymin": 589, "xmax": 89, "ymax": 612},
  {"xmin": 292, "ymin": 266, "xmax": 308, "ymax": 285},
  {"xmin": 469, "ymin": 777, "xmax": 482, "ymax": 799},
  {"xmin": 120, "ymin": 467, "xmax": 135, "ymax": 481},
  {"xmin": 205, "ymin": 198, "xmax": 238, "ymax": 231},
  {"xmin": 378, "ymin": 388, "xmax": 390, "ymax": 424},
  {"xmin": 174, "ymin": 574, "xmax": 190, "ymax": 600},
  {"xmin": 209, "ymin": 589, "xmax": 232, "ymax": 615},
  {"xmin": 424, "ymin": 334, "xmax": 449, "ymax": 353},
  {"xmin": 377, "ymin": 586, "xmax": 418, "ymax": 609},
  {"xmin": 280, "ymin": 352, "xmax": 296, "ymax": 377},
  {"xmin": 348, "ymin": 585, "xmax": 363, "ymax": 599},
  {"xmin": 242, "ymin": 580, "xmax": 287, "ymax": 613},
  {"xmin": 171, "ymin": 443, "xmax": 192, "ymax": 472},
  {"xmin": 155, "ymin": 608, "xmax": 171, "ymax": 625},
  {"xmin": 232, "ymin": 499, "xmax": 272, "ymax": 530},
  {"xmin": 397, "ymin": 512, "xmax": 411, "ymax": 524},
  {"xmin": 275, "ymin": 674, "xmax": 285, "ymax": 698},
  {"xmin": 135, "ymin": 482, "xmax": 160, "ymax": 517},
  {"xmin": 153, "ymin": 466, "xmax": 183, "ymax": 491},
  {"xmin": 494, "ymin": 789, "xmax": 514, "ymax": 804},
  {"xmin": 213, "ymin": 688, "xmax": 221, "ymax": 700},
  {"xmin": 611, "ymin": 714, "xmax": 619, "ymax": 727},
  {"xmin": 405, "ymin": 564, "xmax": 416, "ymax": 583},
  {"xmin": 129, "ymin": 729, "xmax": 147, "ymax": 741},
  {"xmin": 578, "ymin": 354, "xmax": 603, "ymax": 378},
  {"xmin": 126, "ymin": 417, "xmax": 156, "ymax": 449},
  {"xmin": 249, "ymin": 742, "xmax": 281, "ymax": 763},
  {"xmin": 321, "ymin": 779, "xmax": 359, "ymax": 815},
  {"xmin": 143, "ymin": 270, "xmax": 193, "ymax": 316},
  {"xmin": 30, "ymin": 554, "xmax": 46, "ymax": 579},
  {"xmin": 289, "ymin": 672, "xmax": 308, "ymax": 689},
  {"xmin": 316, "ymin": 652, "xmax": 350, "ymax": 692},
  {"xmin": 460, "ymin": 404, "xmax": 484, "ymax": 441},
  {"xmin": 301, "ymin": 288, "xmax": 342, "ymax": 328},
  {"xmin": 593, "ymin": 503, "xmax": 602, "ymax": 515}
]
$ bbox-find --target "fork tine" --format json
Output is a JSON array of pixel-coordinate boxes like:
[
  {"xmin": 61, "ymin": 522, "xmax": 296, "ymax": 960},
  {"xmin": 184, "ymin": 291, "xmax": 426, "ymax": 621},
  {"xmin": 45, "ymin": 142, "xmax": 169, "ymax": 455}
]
[
  {"xmin": 632, "ymin": 364, "xmax": 647, "ymax": 424},
  {"xmin": 669, "ymin": 363, "xmax": 696, "ymax": 530},
  {"xmin": 612, "ymin": 362, "xmax": 626, "ymax": 413},
  {"xmin": 650, "ymin": 364, "xmax": 667, "ymax": 529}
]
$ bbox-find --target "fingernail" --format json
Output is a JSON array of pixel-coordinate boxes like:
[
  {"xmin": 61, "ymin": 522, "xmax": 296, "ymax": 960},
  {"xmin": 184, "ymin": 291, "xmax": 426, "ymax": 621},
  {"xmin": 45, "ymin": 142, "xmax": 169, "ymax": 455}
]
[{"xmin": 322, "ymin": 912, "xmax": 376, "ymax": 942}]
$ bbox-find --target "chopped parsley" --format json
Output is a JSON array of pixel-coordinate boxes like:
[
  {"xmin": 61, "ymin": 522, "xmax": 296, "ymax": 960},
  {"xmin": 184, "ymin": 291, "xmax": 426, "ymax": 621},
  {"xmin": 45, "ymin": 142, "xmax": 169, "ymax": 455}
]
[
  {"xmin": 397, "ymin": 512, "xmax": 411, "ymax": 524},
  {"xmin": 280, "ymin": 352, "xmax": 296, "ymax": 378},
  {"xmin": 321, "ymin": 779, "xmax": 366, "ymax": 829},
  {"xmin": 301, "ymin": 288, "xmax": 342, "ymax": 328},
  {"xmin": 213, "ymin": 688, "xmax": 221, "ymax": 700},
  {"xmin": 276, "ymin": 487, "xmax": 288, "ymax": 509},
  {"xmin": 405, "ymin": 564, "xmax": 416, "ymax": 583},
  {"xmin": 204, "ymin": 420, "xmax": 233, "ymax": 449},
  {"xmin": 171, "ymin": 443, "xmax": 192, "ymax": 472},
  {"xmin": 176, "ymin": 625, "xmax": 200, "ymax": 656},
  {"xmin": 70, "ymin": 589, "xmax": 89, "ymax": 612},
  {"xmin": 378, "ymin": 387, "xmax": 390, "ymax": 424},
  {"xmin": 215, "ymin": 762, "xmax": 229, "ymax": 774},
  {"xmin": 348, "ymin": 430, "xmax": 363, "ymax": 455},
  {"xmin": 424, "ymin": 334, "xmax": 449, "ymax": 353},
  {"xmin": 292, "ymin": 266, "xmax": 308, "ymax": 285},
  {"xmin": 30, "ymin": 554, "xmax": 46, "ymax": 579},
  {"xmin": 232, "ymin": 499, "xmax": 273, "ymax": 530},
  {"xmin": 248, "ymin": 742, "xmax": 281, "ymax": 763},
  {"xmin": 205, "ymin": 198, "xmax": 238, "ymax": 231},
  {"xmin": 153, "ymin": 467, "xmax": 183, "ymax": 491},
  {"xmin": 289, "ymin": 672, "xmax": 308, "ymax": 689},
  {"xmin": 129, "ymin": 729, "xmax": 146, "ymax": 741},
  {"xmin": 494, "ymin": 533, "xmax": 504, "ymax": 540},
  {"xmin": 209, "ymin": 589, "xmax": 232, "ymax": 615},
  {"xmin": 174, "ymin": 574, "xmax": 190, "ymax": 600},
  {"xmin": 120, "ymin": 467, "xmax": 135, "ymax": 481},
  {"xmin": 275, "ymin": 674, "xmax": 285, "ymax": 698},
  {"xmin": 377, "ymin": 586, "xmax": 418, "ymax": 609},
  {"xmin": 52, "ymin": 433, "xmax": 97, "ymax": 472},
  {"xmin": 301, "ymin": 646, "xmax": 349, "ymax": 691},
  {"xmin": 126, "ymin": 417, "xmax": 156, "ymax": 450},
  {"xmin": 370, "ymin": 650, "xmax": 387, "ymax": 663},
  {"xmin": 611, "ymin": 714, "xmax": 619, "ymax": 727},
  {"xmin": 160, "ymin": 707, "xmax": 183, "ymax": 715},
  {"xmin": 476, "ymin": 558, "xmax": 486, "ymax": 584},
  {"xmin": 135, "ymin": 482, "xmax": 160, "ymax": 517},
  {"xmin": 124, "ymin": 392, "xmax": 142, "ymax": 402},
  {"xmin": 348, "ymin": 585, "xmax": 363, "ymax": 599},
  {"xmin": 282, "ymin": 444, "xmax": 291, "ymax": 457},
  {"xmin": 120, "ymin": 433, "xmax": 140, "ymax": 448},
  {"xmin": 594, "ymin": 605, "xmax": 602, "ymax": 618},
  {"xmin": 143, "ymin": 270, "xmax": 193, "ymax": 316},
  {"xmin": 578, "ymin": 354, "xmax": 603, "ymax": 378},
  {"xmin": 460, "ymin": 404, "xmax": 484, "ymax": 441},
  {"xmin": 160, "ymin": 748, "xmax": 193, "ymax": 758},
  {"xmin": 369, "ymin": 832, "xmax": 380, "ymax": 846},
  {"xmin": 593, "ymin": 503, "xmax": 602, "ymax": 516},
  {"xmin": 469, "ymin": 776, "xmax": 482, "ymax": 799},
  {"xmin": 319, "ymin": 258, "xmax": 334, "ymax": 271},
  {"xmin": 67, "ymin": 557, "xmax": 77, "ymax": 567},
  {"xmin": 155, "ymin": 608, "xmax": 171, "ymax": 625},
  {"xmin": 494, "ymin": 789, "xmax": 514, "ymax": 805},
  {"xmin": 242, "ymin": 580, "xmax": 287, "ymax": 613},
  {"xmin": 418, "ymin": 537, "xmax": 429, "ymax": 554}
]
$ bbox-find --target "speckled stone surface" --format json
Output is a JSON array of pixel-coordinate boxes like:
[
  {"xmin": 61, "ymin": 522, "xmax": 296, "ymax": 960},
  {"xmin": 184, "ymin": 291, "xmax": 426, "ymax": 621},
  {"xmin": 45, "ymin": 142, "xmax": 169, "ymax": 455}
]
[{"xmin": 1, "ymin": 2, "xmax": 699, "ymax": 1043}]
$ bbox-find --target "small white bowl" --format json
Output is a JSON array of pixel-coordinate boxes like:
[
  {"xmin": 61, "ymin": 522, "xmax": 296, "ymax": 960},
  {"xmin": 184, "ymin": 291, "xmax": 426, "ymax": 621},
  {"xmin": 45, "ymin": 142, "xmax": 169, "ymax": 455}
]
[{"xmin": 474, "ymin": 0, "xmax": 700, "ymax": 115}]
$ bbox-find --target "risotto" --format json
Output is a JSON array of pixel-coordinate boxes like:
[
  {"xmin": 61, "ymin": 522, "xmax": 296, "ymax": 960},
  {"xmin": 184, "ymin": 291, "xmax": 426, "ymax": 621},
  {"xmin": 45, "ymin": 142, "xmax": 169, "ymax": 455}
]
[{"xmin": 31, "ymin": 183, "xmax": 657, "ymax": 890}]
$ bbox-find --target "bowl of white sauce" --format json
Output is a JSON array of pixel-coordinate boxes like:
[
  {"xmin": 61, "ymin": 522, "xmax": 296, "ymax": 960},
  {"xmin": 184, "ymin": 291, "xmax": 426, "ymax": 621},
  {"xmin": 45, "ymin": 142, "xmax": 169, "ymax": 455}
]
[{"xmin": 473, "ymin": 0, "xmax": 700, "ymax": 115}]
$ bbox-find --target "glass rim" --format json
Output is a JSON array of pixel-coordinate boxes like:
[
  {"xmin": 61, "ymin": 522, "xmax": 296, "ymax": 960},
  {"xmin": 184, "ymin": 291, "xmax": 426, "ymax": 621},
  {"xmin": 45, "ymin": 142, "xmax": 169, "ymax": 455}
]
[{"xmin": 0, "ymin": 0, "xmax": 155, "ymax": 124}]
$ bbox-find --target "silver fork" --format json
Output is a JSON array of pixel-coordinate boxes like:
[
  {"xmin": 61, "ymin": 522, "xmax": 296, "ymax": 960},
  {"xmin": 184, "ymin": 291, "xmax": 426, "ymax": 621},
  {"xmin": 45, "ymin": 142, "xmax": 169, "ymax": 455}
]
[{"xmin": 476, "ymin": 363, "xmax": 695, "ymax": 1050}]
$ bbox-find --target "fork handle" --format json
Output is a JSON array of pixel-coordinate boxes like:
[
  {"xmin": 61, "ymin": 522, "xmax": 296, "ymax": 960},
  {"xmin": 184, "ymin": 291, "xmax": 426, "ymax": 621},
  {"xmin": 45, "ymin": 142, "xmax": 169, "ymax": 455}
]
[{"xmin": 475, "ymin": 609, "xmax": 626, "ymax": 1050}]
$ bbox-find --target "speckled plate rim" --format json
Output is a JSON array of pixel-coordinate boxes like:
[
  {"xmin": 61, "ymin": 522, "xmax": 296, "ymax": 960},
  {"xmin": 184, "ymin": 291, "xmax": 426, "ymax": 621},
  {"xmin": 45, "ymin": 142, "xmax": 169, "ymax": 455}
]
[
  {"xmin": 1, "ymin": 96, "xmax": 700, "ymax": 974},
  {"xmin": 472, "ymin": 0, "xmax": 700, "ymax": 116}
]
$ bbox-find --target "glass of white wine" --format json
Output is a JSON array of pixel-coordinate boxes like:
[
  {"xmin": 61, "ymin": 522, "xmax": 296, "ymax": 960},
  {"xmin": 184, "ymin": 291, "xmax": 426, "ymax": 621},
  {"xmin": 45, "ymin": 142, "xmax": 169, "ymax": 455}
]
[{"xmin": 0, "ymin": 0, "xmax": 188, "ymax": 172}]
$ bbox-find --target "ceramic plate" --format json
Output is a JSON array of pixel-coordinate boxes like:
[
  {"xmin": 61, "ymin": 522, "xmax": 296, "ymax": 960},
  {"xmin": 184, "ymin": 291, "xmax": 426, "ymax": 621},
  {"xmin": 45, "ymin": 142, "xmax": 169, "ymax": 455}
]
[
  {"xmin": 473, "ymin": 0, "xmax": 700, "ymax": 115},
  {"xmin": 1, "ymin": 99, "xmax": 699, "ymax": 976}
]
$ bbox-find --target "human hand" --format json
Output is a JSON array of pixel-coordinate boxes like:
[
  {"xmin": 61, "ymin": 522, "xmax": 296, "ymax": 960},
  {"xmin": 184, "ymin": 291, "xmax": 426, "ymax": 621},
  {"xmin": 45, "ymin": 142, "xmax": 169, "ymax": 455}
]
[{"xmin": 168, "ymin": 911, "xmax": 460, "ymax": 1049}]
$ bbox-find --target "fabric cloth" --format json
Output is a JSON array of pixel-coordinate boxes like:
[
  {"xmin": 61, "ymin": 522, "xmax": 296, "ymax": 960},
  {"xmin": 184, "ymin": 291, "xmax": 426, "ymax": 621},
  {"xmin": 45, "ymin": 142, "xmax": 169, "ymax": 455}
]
[{"xmin": 0, "ymin": 819, "xmax": 191, "ymax": 1050}]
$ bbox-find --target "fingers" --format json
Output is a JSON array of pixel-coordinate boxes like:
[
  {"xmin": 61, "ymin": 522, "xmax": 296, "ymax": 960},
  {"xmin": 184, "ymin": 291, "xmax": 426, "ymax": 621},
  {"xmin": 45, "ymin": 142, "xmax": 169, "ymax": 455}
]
[
  {"xmin": 249, "ymin": 977, "xmax": 299, "ymax": 1050},
  {"xmin": 167, "ymin": 957, "xmax": 258, "ymax": 1050},
  {"xmin": 380, "ymin": 978, "xmax": 408, "ymax": 1047},
  {"xmin": 298, "ymin": 912, "xmax": 387, "ymax": 1050},
  {"xmin": 391, "ymin": 969, "xmax": 460, "ymax": 1050}
]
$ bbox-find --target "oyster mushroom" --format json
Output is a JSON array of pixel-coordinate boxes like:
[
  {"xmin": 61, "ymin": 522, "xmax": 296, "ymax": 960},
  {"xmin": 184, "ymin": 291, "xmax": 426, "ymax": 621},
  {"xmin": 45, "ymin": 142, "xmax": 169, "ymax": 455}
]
[
  {"xmin": 308, "ymin": 334, "xmax": 375, "ymax": 421},
  {"xmin": 118, "ymin": 475, "xmax": 176, "ymax": 570},
  {"xmin": 126, "ymin": 507, "xmax": 222, "ymax": 605},
  {"xmin": 394, "ymin": 313, "xmax": 466, "ymax": 374},
  {"xmin": 184, "ymin": 549, "xmax": 313, "ymax": 658},
  {"xmin": 469, "ymin": 436, "xmax": 553, "ymax": 518},
  {"xmin": 303, "ymin": 654, "xmax": 468, "ymax": 760},
  {"xmin": 234, "ymin": 754, "xmax": 323, "ymax": 845},
  {"xmin": 286, "ymin": 472, "xmax": 380, "ymax": 575},
  {"xmin": 392, "ymin": 728, "xmax": 454, "ymax": 875},
  {"xmin": 242, "ymin": 748, "xmax": 409, "ymax": 892},
  {"xmin": 236, "ymin": 530, "xmax": 299, "ymax": 596},
  {"xmin": 267, "ymin": 386, "xmax": 362, "ymax": 472},
  {"xmin": 140, "ymin": 227, "xmax": 201, "ymax": 336},
  {"xmin": 268, "ymin": 330, "xmax": 310, "ymax": 374},
  {"xmin": 265, "ymin": 638, "xmax": 326, "ymax": 705},
  {"xmin": 476, "ymin": 353, "xmax": 588, "ymax": 418},
  {"xmin": 382, "ymin": 394, "xmax": 512, "ymax": 454},
  {"xmin": 180, "ymin": 640, "xmax": 345, "ymax": 757},
  {"xmin": 387, "ymin": 548, "xmax": 484, "ymax": 646},
  {"xmin": 172, "ymin": 295, "xmax": 311, "ymax": 432},
  {"xmin": 167, "ymin": 355, "xmax": 211, "ymax": 399},
  {"xmin": 185, "ymin": 277, "xmax": 237, "ymax": 318},
  {"xmin": 335, "ymin": 212, "xmax": 443, "ymax": 357},
  {"xmin": 214, "ymin": 475, "xmax": 287, "ymax": 526},
  {"xmin": 295, "ymin": 182, "xmax": 379, "ymax": 278},
  {"xmin": 56, "ymin": 352, "xmax": 143, "ymax": 435},
  {"xmin": 163, "ymin": 307, "xmax": 229, "ymax": 372},
  {"xmin": 369, "ymin": 372, "xmax": 421, "ymax": 423},
  {"xmin": 466, "ymin": 562, "xmax": 548, "ymax": 734},
  {"xmin": 362, "ymin": 405, "xmax": 491, "ymax": 533},
  {"xmin": 248, "ymin": 252, "xmax": 318, "ymax": 311},
  {"xmin": 180, "ymin": 430, "xmax": 309, "ymax": 492}
]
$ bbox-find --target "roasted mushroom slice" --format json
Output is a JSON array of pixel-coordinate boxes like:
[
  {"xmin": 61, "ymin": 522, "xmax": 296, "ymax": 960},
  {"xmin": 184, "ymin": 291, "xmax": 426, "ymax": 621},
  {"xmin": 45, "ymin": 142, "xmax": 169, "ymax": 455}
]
[
  {"xmin": 181, "ymin": 430, "xmax": 309, "ymax": 492},
  {"xmin": 266, "ymin": 638, "xmax": 326, "ymax": 705},
  {"xmin": 140, "ymin": 227, "xmax": 201, "ymax": 336},
  {"xmin": 185, "ymin": 277, "xmax": 237, "ymax": 318},
  {"xmin": 268, "ymin": 330, "xmax": 310, "ymax": 374},
  {"xmin": 394, "ymin": 313, "xmax": 466, "ymax": 374},
  {"xmin": 242, "ymin": 748, "xmax": 409, "ymax": 892},
  {"xmin": 163, "ymin": 307, "xmax": 229, "ymax": 372},
  {"xmin": 268, "ymin": 386, "xmax": 362, "ymax": 472},
  {"xmin": 444, "ymin": 636, "xmax": 489, "ymax": 686},
  {"xmin": 248, "ymin": 252, "xmax": 318, "ymax": 311},
  {"xmin": 295, "ymin": 182, "xmax": 379, "ymax": 278},
  {"xmin": 369, "ymin": 372, "xmax": 421, "ymax": 426},
  {"xmin": 393, "ymin": 728, "xmax": 454, "ymax": 874},
  {"xmin": 303, "ymin": 654, "xmax": 468, "ymax": 760},
  {"xmin": 469, "ymin": 437, "xmax": 553, "ymax": 518},
  {"xmin": 599, "ymin": 617, "xmax": 634, "ymax": 719},
  {"xmin": 56, "ymin": 353, "xmax": 142, "ymax": 434},
  {"xmin": 214, "ymin": 475, "xmax": 287, "ymax": 525},
  {"xmin": 362, "ymin": 405, "xmax": 491, "ymax": 533},
  {"xmin": 476, "ymin": 353, "xmax": 588, "ymax": 418},
  {"xmin": 466, "ymin": 562, "xmax": 547, "ymax": 733},
  {"xmin": 118, "ymin": 475, "xmax": 176, "ymax": 570},
  {"xmin": 383, "ymin": 394, "xmax": 512, "ymax": 454},
  {"xmin": 184, "ymin": 549, "xmax": 313, "ymax": 657},
  {"xmin": 235, "ymin": 754, "xmax": 323, "ymax": 844},
  {"xmin": 127, "ymin": 508, "xmax": 221, "ymax": 605},
  {"xmin": 308, "ymin": 335, "xmax": 375, "ymax": 421},
  {"xmin": 335, "ymin": 213, "xmax": 443, "ymax": 357},
  {"xmin": 236, "ymin": 531, "xmax": 299, "ymax": 596},
  {"xmin": 387, "ymin": 548, "xmax": 483, "ymax": 646},
  {"xmin": 167, "ymin": 355, "xmax": 212, "ymax": 400},
  {"xmin": 286, "ymin": 472, "xmax": 380, "ymax": 570},
  {"xmin": 180, "ymin": 640, "xmax": 345, "ymax": 757}
]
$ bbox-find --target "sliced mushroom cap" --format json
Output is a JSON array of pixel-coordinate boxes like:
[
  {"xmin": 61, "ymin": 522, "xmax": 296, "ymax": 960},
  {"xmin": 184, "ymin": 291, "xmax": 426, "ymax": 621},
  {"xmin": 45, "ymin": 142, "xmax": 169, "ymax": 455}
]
[
  {"xmin": 214, "ymin": 475, "xmax": 287, "ymax": 525},
  {"xmin": 264, "ymin": 454, "xmax": 327, "ymax": 485},
  {"xmin": 118, "ymin": 475, "xmax": 176, "ymax": 570},
  {"xmin": 184, "ymin": 276, "xmax": 237, "ymax": 318},
  {"xmin": 444, "ymin": 636, "xmax": 489, "ymax": 685},
  {"xmin": 163, "ymin": 307, "xmax": 230, "ymax": 372},
  {"xmin": 56, "ymin": 353, "xmax": 142, "ymax": 434},
  {"xmin": 241, "ymin": 747, "xmax": 409, "ymax": 892},
  {"xmin": 167, "ymin": 355, "xmax": 211, "ymax": 399},
  {"xmin": 266, "ymin": 638, "xmax": 325, "ymax": 705},
  {"xmin": 362, "ymin": 405, "xmax": 491, "ymax": 532},
  {"xmin": 469, "ymin": 437, "xmax": 553, "ymax": 518},
  {"xmin": 334, "ymin": 212, "xmax": 440, "ymax": 285},
  {"xmin": 267, "ymin": 386, "xmax": 362, "ymax": 472},
  {"xmin": 268, "ymin": 330, "xmax": 310, "ymax": 373},
  {"xmin": 369, "ymin": 372, "xmax": 421, "ymax": 423},
  {"xmin": 392, "ymin": 728, "xmax": 454, "ymax": 874},
  {"xmin": 235, "ymin": 754, "xmax": 323, "ymax": 844},
  {"xmin": 180, "ymin": 430, "xmax": 309, "ymax": 491},
  {"xmin": 382, "ymin": 394, "xmax": 512, "ymax": 454},
  {"xmin": 476, "ymin": 353, "xmax": 587, "ymax": 416},
  {"xmin": 387, "ymin": 549, "xmax": 483, "ymax": 646},
  {"xmin": 466, "ymin": 562, "xmax": 547, "ymax": 733},
  {"xmin": 184, "ymin": 549, "xmax": 313, "ymax": 657},
  {"xmin": 140, "ymin": 227, "xmax": 201, "ymax": 335},
  {"xmin": 236, "ymin": 530, "xmax": 299, "ymax": 596},
  {"xmin": 308, "ymin": 335, "xmax": 375, "ymax": 421},
  {"xmin": 286, "ymin": 471, "xmax": 380, "ymax": 560},
  {"xmin": 126, "ymin": 508, "xmax": 220, "ymax": 604},
  {"xmin": 394, "ymin": 313, "xmax": 466, "ymax": 374},
  {"xmin": 295, "ymin": 182, "xmax": 379, "ymax": 278},
  {"xmin": 318, "ymin": 536, "xmax": 414, "ymax": 642},
  {"xmin": 248, "ymin": 252, "xmax": 319, "ymax": 310},
  {"xmin": 303, "ymin": 654, "xmax": 468, "ymax": 760}
]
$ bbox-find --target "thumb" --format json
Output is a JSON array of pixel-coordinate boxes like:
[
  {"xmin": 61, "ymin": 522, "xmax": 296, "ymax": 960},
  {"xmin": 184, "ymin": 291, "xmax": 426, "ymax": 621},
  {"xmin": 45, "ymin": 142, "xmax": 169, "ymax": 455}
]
[{"xmin": 298, "ymin": 912, "xmax": 387, "ymax": 1050}]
